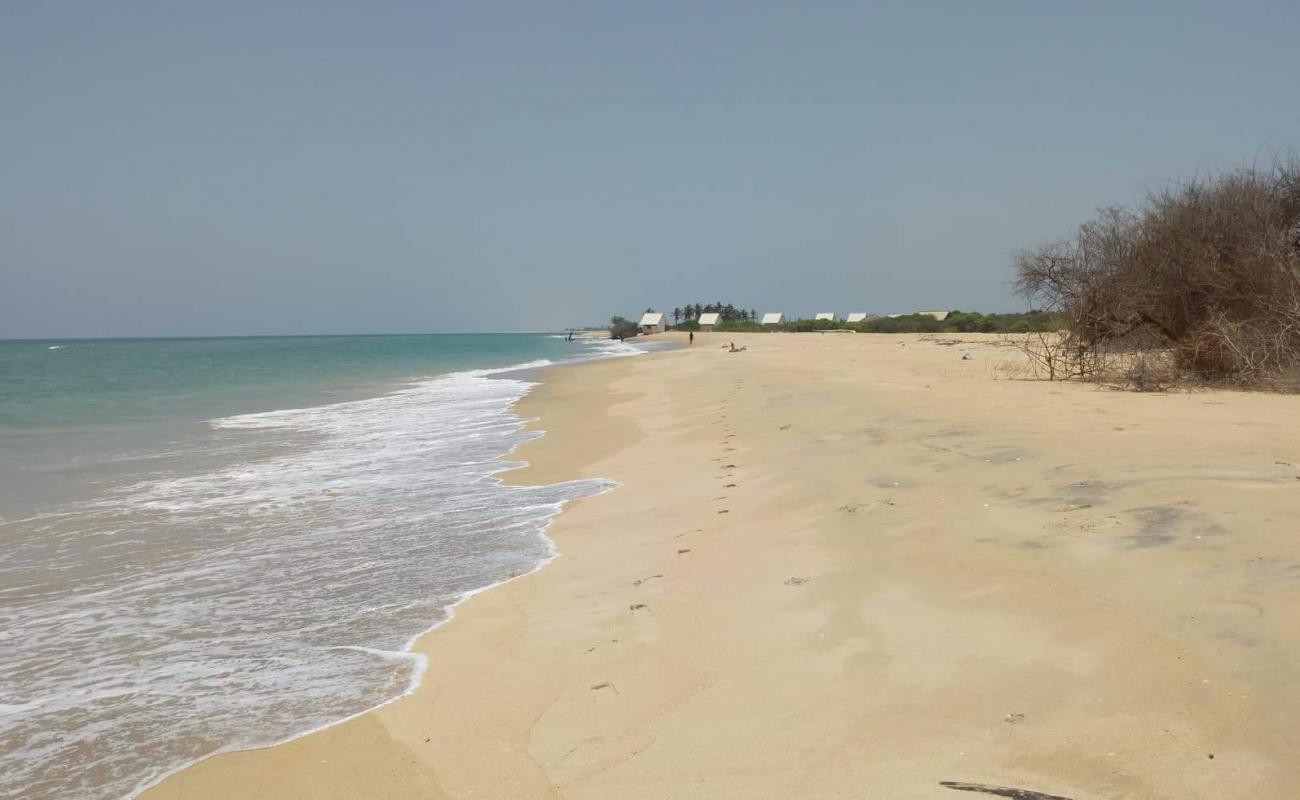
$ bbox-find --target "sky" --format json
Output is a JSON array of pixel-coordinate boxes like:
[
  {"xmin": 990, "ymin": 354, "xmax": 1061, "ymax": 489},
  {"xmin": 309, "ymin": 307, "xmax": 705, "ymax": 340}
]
[{"xmin": 2, "ymin": 1, "xmax": 1298, "ymax": 337}]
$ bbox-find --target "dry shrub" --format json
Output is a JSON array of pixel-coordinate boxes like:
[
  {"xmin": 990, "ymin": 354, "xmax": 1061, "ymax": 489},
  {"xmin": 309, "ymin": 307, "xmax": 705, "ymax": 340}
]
[{"xmin": 1014, "ymin": 158, "xmax": 1300, "ymax": 389}]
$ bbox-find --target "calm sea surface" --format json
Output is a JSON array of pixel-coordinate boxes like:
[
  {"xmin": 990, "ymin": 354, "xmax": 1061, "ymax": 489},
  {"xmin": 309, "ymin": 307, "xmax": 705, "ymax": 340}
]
[{"xmin": 0, "ymin": 333, "xmax": 639, "ymax": 799}]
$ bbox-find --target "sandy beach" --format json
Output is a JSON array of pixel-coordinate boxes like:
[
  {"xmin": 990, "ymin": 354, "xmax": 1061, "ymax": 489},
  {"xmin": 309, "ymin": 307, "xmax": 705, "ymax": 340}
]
[{"xmin": 143, "ymin": 332, "xmax": 1300, "ymax": 799}]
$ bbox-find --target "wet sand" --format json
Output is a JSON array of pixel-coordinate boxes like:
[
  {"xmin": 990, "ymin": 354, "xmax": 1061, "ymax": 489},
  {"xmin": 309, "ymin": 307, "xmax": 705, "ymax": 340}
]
[{"xmin": 143, "ymin": 332, "xmax": 1300, "ymax": 799}]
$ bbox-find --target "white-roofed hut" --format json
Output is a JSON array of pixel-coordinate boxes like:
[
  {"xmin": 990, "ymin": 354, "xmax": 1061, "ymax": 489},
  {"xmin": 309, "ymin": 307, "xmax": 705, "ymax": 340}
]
[
  {"xmin": 814, "ymin": 312, "xmax": 835, "ymax": 322},
  {"xmin": 638, "ymin": 312, "xmax": 667, "ymax": 334},
  {"xmin": 761, "ymin": 312, "xmax": 786, "ymax": 326},
  {"xmin": 697, "ymin": 312, "xmax": 721, "ymax": 332},
  {"xmin": 845, "ymin": 313, "xmax": 869, "ymax": 324}
]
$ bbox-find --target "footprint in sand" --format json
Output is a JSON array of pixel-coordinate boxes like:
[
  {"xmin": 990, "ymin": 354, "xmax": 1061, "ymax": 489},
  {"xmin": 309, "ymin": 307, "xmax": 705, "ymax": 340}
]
[
  {"xmin": 629, "ymin": 603, "xmax": 648, "ymax": 612},
  {"xmin": 724, "ymin": 483, "xmax": 738, "ymax": 488}
]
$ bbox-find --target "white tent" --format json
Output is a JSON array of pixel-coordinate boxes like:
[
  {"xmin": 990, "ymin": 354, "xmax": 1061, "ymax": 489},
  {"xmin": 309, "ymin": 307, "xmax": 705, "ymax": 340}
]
[
  {"xmin": 697, "ymin": 312, "xmax": 721, "ymax": 331},
  {"xmin": 761, "ymin": 312, "xmax": 785, "ymax": 326},
  {"xmin": 846, "ymin": 313, "xmax": 868, "ymax": 323},
  {"xmin": 814, "ymin": 312, "xmax": 835, "ymax": 322},
  {"xmin": 638, "ymin": 312, "xmax": 667, "ymax": 334}
]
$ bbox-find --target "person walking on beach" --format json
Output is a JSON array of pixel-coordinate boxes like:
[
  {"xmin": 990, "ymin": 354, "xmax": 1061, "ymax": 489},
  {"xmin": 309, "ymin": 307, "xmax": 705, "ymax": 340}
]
[{"xmin": 689, "ymin": 331, "xmax": 694, "ymax": 345}]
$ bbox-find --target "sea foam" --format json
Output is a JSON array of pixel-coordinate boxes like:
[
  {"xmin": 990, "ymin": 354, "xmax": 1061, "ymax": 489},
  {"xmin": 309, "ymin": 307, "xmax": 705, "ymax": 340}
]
[{"xmin": 0, "ymin": 341, "xmax": 638, "ymax": 800}]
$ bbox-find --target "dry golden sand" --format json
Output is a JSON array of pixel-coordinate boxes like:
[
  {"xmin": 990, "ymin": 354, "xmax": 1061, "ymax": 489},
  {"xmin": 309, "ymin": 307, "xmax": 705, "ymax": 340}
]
[{"xmin": 143, "ymin": 332, "xmax": 1300, "ymax": 799}]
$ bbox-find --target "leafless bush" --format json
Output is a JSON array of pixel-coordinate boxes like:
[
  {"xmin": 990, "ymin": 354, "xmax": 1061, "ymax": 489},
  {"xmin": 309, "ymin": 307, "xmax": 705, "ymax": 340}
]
[{"xmin": 1013, "ymin": 157, "xmax": 1300, "ymax": 389}]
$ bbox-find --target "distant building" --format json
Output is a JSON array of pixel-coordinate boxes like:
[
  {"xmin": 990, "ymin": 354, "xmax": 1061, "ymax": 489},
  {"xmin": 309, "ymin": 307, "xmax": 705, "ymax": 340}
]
[
  {"xmin": 761, "ymin": 312, "xmax": 786, "ymax": 326},
  {"xmin": 845, "ymin": 313, "xmax": 869, "ymax": 324},
  {"xmin": 814, "ymin": 312, "xmax": 835, "ymax": 322},
  {"xmin": 638, "ymin": 312, "xmax": 667, "ymax": 334},
  {"xmin": 697, "ymin": 312, "xmax": 721, "ymax": 331}
]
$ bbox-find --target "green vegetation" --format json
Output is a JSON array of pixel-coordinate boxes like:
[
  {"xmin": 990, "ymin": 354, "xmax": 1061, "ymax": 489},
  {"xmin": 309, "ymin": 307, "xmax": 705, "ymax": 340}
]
[
  {"xmin": 615, "ymin": 306, "xmax": 1061, "ymax": 337},
  {"xmin": 855, "ymin": 310, "xmax": 1063, "ymax": 334},
  {"xmin": 705, "ymin": 311, "xmax": 1062, "ymax": 334},
  {"xmin": 608, "ymin": 315, "xmax": 639, "ymax": 339},
  {"xmin": 669, "ymin": 302, "xmax": 756, "ymax": 326},
  {"xmin": 713, "ymin": 319, "xmax": 765, "ymax": 333}
]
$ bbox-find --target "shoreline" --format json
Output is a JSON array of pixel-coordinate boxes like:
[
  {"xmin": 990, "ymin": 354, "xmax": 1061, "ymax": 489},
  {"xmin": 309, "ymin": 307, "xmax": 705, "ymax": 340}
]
[
  {"xmin": 127, "ymin": 349, "xmax": 640, "ymax": 800},
  {"xmin": 142, "ymin": 332, "xmax": 1300, "ymax": 799},
  {"xmin": 138, "ymin": 347, "xmax": 651, "ymax": 800}
]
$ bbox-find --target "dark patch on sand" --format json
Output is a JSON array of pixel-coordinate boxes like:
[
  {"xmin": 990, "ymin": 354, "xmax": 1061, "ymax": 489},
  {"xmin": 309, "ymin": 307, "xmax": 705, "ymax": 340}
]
[
  {"xmin": 1125, "ymin": 504, "xmax": 1225, "ymax": 549},
  {"xmin": 1126, "ymin": 505, "xmax": 1183, "ymax": 548}
]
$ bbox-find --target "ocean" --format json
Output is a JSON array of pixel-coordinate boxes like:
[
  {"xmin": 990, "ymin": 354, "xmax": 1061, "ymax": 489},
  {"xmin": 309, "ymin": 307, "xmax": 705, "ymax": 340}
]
[{"xmin": 0, "ymin": 333, "xmax": 641, "ymax": 800}]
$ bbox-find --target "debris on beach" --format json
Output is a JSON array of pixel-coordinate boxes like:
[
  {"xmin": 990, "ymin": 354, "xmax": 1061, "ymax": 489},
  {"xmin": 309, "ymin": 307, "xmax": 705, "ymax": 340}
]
[
  {"xmin": 784, "ymin": 576, "xmax": 810, "ymax": 586},
  {"xmin": 939, "ymin": 781, "xmax": 1073, "ymax": 799}
]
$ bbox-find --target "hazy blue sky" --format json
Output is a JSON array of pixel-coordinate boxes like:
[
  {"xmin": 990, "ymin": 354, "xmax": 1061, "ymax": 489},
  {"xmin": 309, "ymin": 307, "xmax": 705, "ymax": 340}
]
[{"xmin": 2, "ymin": 2, "xmax": 1297, "ymax": 337}]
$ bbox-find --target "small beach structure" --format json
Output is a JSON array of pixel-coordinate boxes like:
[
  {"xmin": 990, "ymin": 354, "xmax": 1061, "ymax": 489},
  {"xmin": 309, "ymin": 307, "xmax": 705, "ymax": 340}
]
[
  {"xmin": 638, "ymin": 312, "xmax": 667, "ymax": 334},
  {"xmin": 846, "ymin": 313, "xmax": 869, "ymax": 324},
  {"xmin": 761, "ymin": 312, "xmax": 786, "ymax": 326},
  {"xmin": 814, "ymin": 313, "xmax": 835, "ymax": 322},
  {"xmin": 917, "ymin": 310, "xmax": 951, "ymax": 321},
  {"xmin": 697, "ymin": 312, "xmax": 721, "ymax": 332}
]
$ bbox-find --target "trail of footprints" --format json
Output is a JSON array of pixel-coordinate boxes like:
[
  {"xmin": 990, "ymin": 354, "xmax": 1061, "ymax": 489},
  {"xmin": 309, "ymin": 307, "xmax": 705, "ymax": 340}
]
[
  {"xmin": 591, "ymin": 378, "xmax": 756, "ymax": 695},
  {"xmin": 599, "ymin": 380, "xmax": 749, "ymax": 653}
]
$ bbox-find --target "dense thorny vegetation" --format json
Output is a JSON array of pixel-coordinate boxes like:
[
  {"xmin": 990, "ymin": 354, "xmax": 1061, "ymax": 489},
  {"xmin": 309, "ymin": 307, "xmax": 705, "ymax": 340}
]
[{"xmin": 1014, "ymin": 160, "xmax": 1300, "ymax": 389}]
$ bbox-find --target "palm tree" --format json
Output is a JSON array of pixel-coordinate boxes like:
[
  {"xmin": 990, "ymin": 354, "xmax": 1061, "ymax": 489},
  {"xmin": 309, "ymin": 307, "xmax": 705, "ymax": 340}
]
[
  {"xmin": 672, "ymin": 307, "xmax": 682, "ymax": 324},
  {"xmin": 692, "ymin": 303, "xmax": 703, "ymax": 320}
]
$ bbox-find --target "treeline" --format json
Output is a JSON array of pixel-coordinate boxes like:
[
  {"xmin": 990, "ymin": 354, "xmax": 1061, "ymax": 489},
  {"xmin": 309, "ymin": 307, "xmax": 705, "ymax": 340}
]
[
  {"xmin": 825, "ymin": 310, "xmax": 1061, "ymax": 334},
  {"xmin": 672, "ymin": 303, "xmax": 756, "ymax": 324},
  {"xmin": 676, "ymin": 310, "xmax": 1061, "ymax": 333},
  {"xmin": 1015, "ymin": 158, "xmax": 1300, "ymax": 388}
]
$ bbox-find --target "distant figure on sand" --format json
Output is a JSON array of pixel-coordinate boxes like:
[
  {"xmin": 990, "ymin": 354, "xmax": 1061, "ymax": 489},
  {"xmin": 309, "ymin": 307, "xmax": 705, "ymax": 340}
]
[{"xmin": 689, "ymin": 331, "xmax": 694, "ymax": 345}]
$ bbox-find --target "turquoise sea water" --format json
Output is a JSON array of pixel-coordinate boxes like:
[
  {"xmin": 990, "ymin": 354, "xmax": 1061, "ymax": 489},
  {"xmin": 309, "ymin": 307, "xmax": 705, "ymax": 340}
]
[{"xmin": 0, "ymin": 333, "xmax": 641, "ymax": 799}]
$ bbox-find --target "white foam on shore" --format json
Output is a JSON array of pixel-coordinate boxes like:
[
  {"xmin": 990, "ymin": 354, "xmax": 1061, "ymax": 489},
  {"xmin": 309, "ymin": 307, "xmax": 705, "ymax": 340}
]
[{"xmin": 0, "ymin": 337, "xmax": 641, "ymax": 800}]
